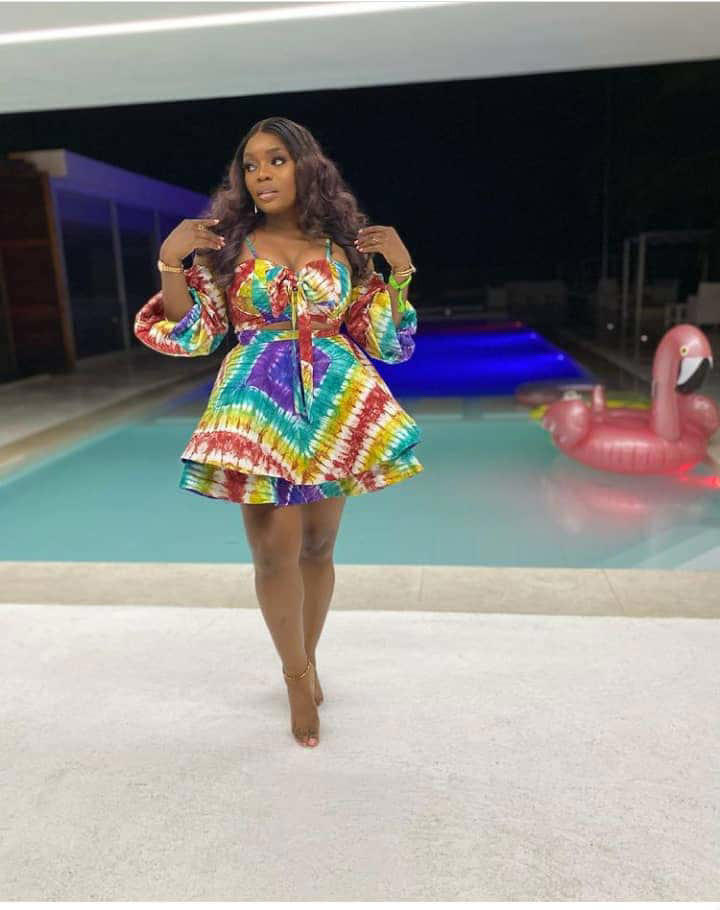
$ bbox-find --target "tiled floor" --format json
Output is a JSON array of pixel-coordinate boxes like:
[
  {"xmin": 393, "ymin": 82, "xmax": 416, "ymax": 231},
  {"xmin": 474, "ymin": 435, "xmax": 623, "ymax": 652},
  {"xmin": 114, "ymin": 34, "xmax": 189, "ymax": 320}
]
[
  {"xmin": 0, "ymin": 345, "xmax": 224, "ymax": 450},
  {"xmin": 0, "ymin": 345, "xmax": 224, "ymax": 479}
]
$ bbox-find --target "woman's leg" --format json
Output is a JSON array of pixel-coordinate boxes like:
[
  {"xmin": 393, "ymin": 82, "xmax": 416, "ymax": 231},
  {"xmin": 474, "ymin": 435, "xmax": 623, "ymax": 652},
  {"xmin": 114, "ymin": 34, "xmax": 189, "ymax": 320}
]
[
  {"xmin": 298, "ymin": 496, "xmax": 347, "ymax": 703},
  {"xmin": 241, "ymin": 501, "xmax": 319, "ymax": 747}
]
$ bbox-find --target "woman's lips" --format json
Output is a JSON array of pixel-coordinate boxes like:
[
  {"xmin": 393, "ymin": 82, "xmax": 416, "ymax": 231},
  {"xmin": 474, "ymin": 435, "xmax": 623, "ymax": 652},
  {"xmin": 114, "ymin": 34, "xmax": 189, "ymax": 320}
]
[{"xmin": 258, "ymin": 190, "xmax": 279, "ymax": 200}]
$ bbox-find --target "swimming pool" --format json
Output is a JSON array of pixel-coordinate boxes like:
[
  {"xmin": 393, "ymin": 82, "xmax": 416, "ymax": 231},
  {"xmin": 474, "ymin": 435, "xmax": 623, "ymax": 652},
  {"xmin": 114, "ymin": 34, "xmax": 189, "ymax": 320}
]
[
  {"xmin": 2, "ymin": 391, "xmax": 718, "ymax": 570},
  {"xmin": 374, "ymin": 322, "xmax": 592, "ymax": 396}
]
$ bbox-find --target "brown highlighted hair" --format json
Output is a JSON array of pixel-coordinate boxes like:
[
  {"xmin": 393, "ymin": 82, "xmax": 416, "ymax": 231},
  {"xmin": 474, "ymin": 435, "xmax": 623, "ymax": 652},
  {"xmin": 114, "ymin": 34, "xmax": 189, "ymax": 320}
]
[{"xmin": 194, "ymin": 116, "xmax": 376, "ymax": 292}]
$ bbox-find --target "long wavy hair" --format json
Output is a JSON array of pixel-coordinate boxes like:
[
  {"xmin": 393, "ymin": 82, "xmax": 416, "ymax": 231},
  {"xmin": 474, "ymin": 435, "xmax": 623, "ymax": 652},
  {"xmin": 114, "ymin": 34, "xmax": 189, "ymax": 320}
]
[{"xmin": 193, "ymin": 116, "xmax": 376, "ymax": 292}]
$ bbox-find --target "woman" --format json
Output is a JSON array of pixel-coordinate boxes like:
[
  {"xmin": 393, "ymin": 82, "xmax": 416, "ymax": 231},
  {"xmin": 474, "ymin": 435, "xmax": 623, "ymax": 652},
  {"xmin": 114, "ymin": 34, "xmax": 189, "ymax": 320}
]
[{"xmin": 134, "ymin": 117, "xmax": 422, "ymax": 750}]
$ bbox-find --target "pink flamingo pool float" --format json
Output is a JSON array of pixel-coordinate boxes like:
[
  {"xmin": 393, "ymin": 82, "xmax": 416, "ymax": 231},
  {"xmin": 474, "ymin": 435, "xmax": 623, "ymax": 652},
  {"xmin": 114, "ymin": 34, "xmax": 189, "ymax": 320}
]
[{"xmin": 541, "ymin": 325, "xmax": 718, "ymax": 474}]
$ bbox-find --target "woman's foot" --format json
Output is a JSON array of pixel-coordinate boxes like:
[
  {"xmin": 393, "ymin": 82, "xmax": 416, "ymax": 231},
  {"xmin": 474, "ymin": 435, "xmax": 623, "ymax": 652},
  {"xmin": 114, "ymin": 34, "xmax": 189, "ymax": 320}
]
[
  {"xmin": 283, "ymin": 659, "xmax": 320, "ymax": 747},
  {"xmin": 309, "ymin": 658, "xmax": 324, "ymax": 705}
]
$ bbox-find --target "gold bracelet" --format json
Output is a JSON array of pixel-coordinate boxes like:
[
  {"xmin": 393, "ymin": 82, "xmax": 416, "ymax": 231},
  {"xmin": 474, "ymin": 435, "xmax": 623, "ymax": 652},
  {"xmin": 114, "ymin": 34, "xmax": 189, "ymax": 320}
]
[
  {"xmin": 157, "ymin": 257, "xmax": 185, "ymax": 273},
  {"xmin": 390, "ymin": 261, "xmax": 416, "ymax": 277}
]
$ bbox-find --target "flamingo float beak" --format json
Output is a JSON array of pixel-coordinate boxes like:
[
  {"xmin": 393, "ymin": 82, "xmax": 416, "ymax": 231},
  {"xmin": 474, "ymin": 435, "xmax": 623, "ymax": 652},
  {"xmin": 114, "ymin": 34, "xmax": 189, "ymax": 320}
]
[{"xmin": 676, "ymin": 355, "xmax": 712, "ymax": 394}]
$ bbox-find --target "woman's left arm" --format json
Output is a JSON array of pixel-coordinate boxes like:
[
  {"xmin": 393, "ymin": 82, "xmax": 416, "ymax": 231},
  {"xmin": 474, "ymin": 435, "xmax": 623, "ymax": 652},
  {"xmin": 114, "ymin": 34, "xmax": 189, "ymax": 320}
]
[
  {"xmin": 343, "ymin": 224, "xmax": 418, "ymax": 364},
  {"xmin": 354, "ymin": 225, "xmax": 414, "ymax": 327}
]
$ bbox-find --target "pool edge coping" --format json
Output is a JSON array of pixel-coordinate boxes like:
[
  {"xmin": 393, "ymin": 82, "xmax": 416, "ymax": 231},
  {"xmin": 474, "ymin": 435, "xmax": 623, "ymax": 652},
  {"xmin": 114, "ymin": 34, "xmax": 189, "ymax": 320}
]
[{"xmin": 1, "ymin": 562, "xmax": 716, "ymax": 619}]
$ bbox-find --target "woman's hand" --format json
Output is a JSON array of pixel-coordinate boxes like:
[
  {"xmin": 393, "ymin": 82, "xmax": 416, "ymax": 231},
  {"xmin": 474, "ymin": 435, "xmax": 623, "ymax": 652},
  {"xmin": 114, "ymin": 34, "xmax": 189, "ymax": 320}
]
[
  {"xmin": 159, "ymin": 218, "xmax": 226, "ymax": 265},
  {"xmin": 354, "ymin": 225, "xmax": 412, "ymax": 270}
]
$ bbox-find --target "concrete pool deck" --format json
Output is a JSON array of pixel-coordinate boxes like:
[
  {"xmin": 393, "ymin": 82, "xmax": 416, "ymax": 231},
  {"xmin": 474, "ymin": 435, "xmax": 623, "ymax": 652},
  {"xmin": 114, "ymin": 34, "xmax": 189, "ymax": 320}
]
[{"xmin": 1, "ymin": 560, "xmax": 717, "ymax": 618}]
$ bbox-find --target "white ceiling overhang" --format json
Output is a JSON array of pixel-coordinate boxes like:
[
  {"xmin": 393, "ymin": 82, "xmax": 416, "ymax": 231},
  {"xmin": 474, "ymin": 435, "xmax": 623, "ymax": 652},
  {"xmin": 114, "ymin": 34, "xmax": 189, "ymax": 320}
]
[{"xmin": 2, "ymin": 1, "xmax": 720, "ymax": 115}]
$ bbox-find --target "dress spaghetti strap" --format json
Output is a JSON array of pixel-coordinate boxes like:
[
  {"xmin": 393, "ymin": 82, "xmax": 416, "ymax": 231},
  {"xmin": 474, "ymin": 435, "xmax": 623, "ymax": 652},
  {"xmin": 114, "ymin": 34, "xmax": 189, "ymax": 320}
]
[{"xmin": 245, "ymin": 232, "xmax": 259, "ymax": 257}]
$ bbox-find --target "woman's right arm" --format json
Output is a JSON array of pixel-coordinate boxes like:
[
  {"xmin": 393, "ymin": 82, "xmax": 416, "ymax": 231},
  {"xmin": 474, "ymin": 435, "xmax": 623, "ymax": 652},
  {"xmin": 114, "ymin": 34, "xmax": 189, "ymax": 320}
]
[
  {"xmin": 159, "ymin": 219, "xmax": 224, "ymax": 320},
  {"xmin": 133, "ymin": 219, "xmax": 230, "ymax": 357},
  {"xmin": 159, "ymin": 252, "xmax": 200, "ymax": 322}
]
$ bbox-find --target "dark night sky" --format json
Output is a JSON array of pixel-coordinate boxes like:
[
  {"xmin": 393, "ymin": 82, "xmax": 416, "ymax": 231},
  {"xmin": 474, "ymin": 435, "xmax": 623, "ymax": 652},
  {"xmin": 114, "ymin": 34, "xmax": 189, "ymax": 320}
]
[{"xmin": 3, "ymin": 56, "xmax": 720, "ymax": 294}]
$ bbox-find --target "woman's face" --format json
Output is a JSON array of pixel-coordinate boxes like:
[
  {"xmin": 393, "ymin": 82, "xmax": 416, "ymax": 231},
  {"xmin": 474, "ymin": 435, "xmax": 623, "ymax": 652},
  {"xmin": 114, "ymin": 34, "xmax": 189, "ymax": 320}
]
[{"xmin": 242, "ymin": 132, "xmax": 296, "ymax": 212}]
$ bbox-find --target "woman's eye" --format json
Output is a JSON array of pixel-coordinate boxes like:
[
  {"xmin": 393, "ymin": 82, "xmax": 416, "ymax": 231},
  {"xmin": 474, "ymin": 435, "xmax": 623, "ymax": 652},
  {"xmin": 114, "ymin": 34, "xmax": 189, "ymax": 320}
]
[{"xmin": 244, "ymin": 157, "xmax": 285, "ymax": 171}]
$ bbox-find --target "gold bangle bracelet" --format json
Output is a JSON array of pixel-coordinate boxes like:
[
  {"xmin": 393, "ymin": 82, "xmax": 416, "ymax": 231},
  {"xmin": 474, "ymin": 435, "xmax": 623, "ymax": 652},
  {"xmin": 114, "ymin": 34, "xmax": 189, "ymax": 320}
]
[{"xmin": 157, "ymin": 258, "xmax": 185, "ymax": 273}]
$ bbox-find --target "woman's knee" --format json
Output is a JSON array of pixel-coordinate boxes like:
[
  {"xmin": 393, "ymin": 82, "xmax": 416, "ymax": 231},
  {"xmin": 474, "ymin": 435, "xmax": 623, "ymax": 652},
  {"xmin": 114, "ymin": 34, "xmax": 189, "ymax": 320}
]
[
  {"xmin": 298, "ymin": 497, "xmax": 345, "ymax": 561},
  {"xmin": 299, "ymin": 530, "xmax": 338, "ymax": 561},
  {"xmin": 242, "ymin": 502, "xmax": 302, "ymax": 571}
]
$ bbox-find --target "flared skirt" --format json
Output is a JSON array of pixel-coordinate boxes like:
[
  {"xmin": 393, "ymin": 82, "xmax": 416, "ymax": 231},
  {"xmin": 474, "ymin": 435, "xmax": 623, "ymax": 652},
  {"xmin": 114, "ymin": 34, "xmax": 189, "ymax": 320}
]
[{"xmin": 176, "ymin": 331, "xmax": 424, "ymax": 507}]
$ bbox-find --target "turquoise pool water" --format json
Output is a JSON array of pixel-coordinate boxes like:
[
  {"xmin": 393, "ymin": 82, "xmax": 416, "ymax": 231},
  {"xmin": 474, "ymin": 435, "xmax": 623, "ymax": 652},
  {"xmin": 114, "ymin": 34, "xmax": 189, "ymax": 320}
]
[{"xmin": 2, "ymin": 399, "xmax": 719, "ymax": 569}]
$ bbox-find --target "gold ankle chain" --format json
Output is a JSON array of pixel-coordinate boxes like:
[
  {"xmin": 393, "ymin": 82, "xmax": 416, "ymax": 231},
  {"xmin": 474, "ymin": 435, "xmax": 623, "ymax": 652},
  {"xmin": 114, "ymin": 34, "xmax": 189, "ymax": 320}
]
[{"xmin": 283, "ymin": 657, "xmax": 312, "ymax": 680}]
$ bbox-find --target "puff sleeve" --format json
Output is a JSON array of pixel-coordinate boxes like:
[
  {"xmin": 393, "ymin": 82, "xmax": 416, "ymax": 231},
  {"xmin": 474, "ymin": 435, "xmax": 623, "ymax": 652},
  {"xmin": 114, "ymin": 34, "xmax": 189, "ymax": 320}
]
[
  {"xmin": 133, "ymin": 260, "xmax": 229, "ymax": 357},
  {"xmin": 343, "ymin": 270, "xmax": 417, "ymax": 363}
]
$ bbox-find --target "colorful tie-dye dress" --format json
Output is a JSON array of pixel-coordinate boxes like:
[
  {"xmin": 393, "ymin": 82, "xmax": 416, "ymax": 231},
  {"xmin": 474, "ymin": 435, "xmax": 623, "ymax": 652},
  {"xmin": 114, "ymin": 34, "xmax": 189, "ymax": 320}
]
[{"xmin": 133, "ymin": 233, "xmax": 423, "ymax": 507}]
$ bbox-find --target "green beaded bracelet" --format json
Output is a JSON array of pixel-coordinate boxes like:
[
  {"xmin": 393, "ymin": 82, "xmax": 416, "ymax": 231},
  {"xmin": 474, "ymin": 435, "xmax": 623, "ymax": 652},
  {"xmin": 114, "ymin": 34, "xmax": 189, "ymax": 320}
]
[{"xmin": 389, "ymin": 272, "xmax": 412, "ymax": 309}]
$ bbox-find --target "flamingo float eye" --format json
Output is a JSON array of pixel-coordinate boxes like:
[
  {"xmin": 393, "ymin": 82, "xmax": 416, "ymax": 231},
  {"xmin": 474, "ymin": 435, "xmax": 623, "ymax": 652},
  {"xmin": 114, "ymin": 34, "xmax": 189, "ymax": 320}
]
[{"xmin": 680, "ymin": 345, "xmax": 689, "ymax": 356}]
